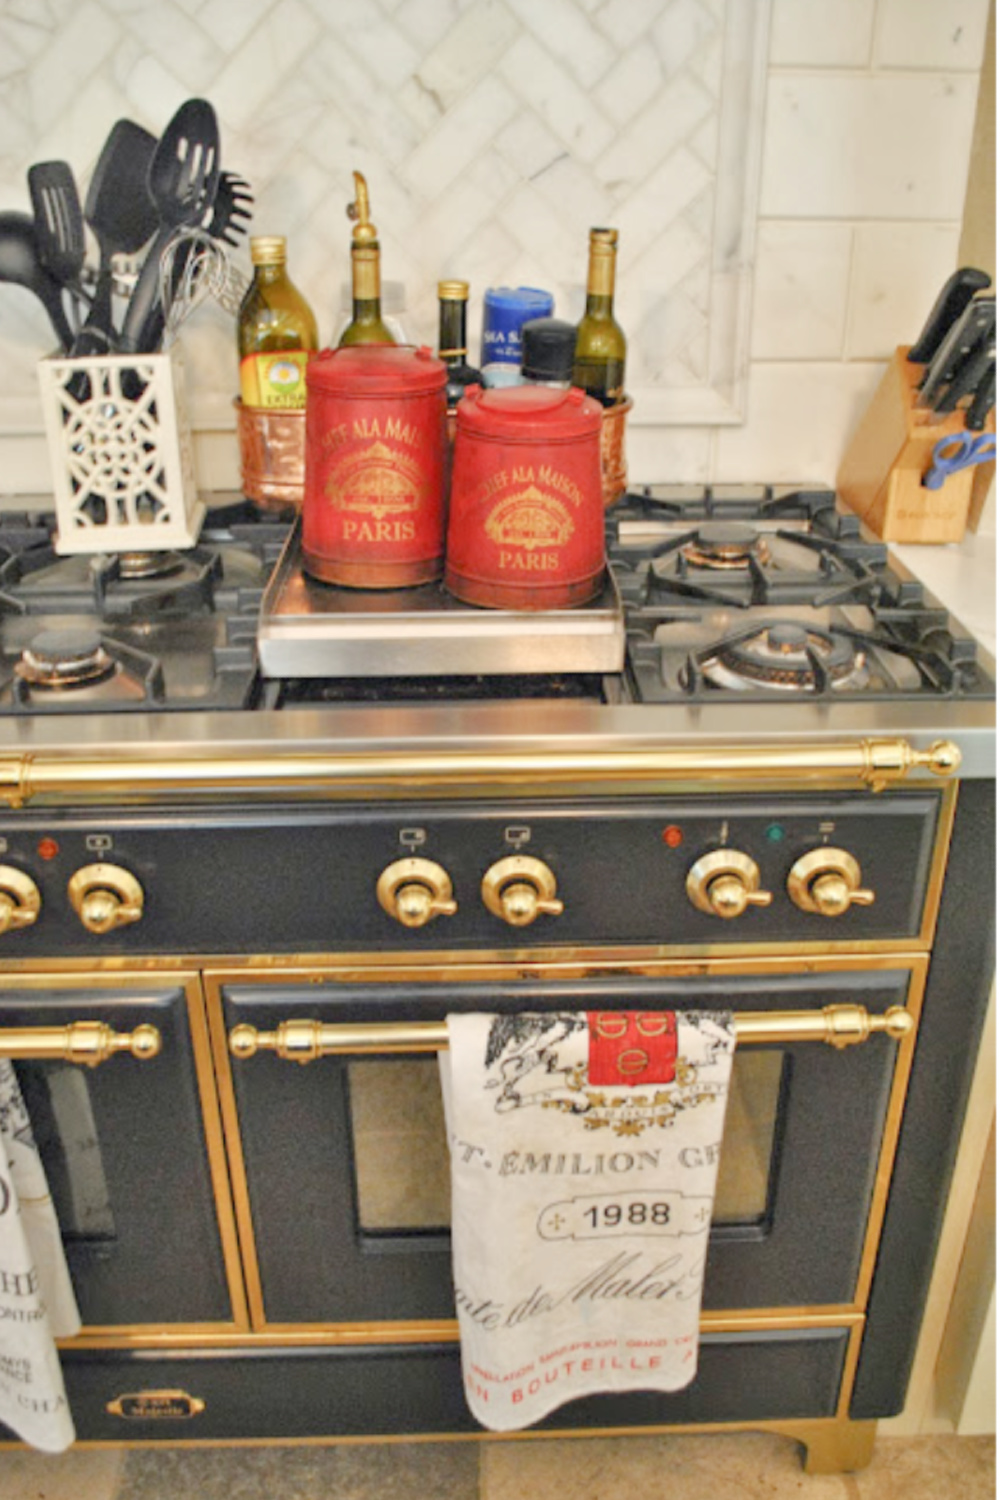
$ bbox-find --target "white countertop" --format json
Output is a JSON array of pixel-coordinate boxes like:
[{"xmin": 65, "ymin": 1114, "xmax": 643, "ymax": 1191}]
[{"xmin": 893, "ymin": 522, "xmax": 997, "ymax": 659}]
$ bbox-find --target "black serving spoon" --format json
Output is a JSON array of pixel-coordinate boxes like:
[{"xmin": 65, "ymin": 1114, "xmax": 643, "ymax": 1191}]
[
  {"xmin": 120, "ymin": 98, "xmax": 221, "ymax": 354},
  {"xmin": 71, "ymin": 119, "xmax": 160, "ymax": 356},
  {"xmin": 0, "ymin": 209, "xmax": 75, "ymax": 350}
]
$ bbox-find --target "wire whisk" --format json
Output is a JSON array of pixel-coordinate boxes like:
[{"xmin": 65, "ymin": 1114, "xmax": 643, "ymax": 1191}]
[{"xmin": 158, "ymin": 228, "xmax": 250, "ymax": 344}]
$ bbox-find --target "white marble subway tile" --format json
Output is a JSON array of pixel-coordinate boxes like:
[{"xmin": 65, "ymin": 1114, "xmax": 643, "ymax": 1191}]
[
  {"xmin": 594, "ymin": 42, "xmax": 664, "ymax": 128},
  {"xmin": 593, "ymin": 0, "xmax": 672, "ymax": 52},
  {"xmin": 414, "ymin": 0, "xmax": 520, "ymax": 113},
  {"xmin": 615, "ymin": 147, "xmax": 712, "ymax": 267},
  {"xmin": 305, "ymin": 0, "xmax": 421, "ymax": 92},
  {"xmin": 210, "ymin": 0, "xmax": 321, "ymax": 133},
  {"xmin": 650, "ymin": 0, "xmax": 719, "ymax": 78},
  {"xmin": 34, "ymin": 71, "xmax": 137, "ymax": 183},
  {"xmin": 846, "ymin": 222, "xmax": 963, "ymax": 359},
  {"xmin": 197, "ymin": 0, "xmax": 274, "ymax": 52},
  {"xmin": 394, "ymin": 0, "xmax": 466, "ymax": 52},
  {"xmin": 120, "ymin": 50, "xmax": 190, "ymax": 130},
  {"xmin": 751, "ymin": 221, "xmax": 853, "ymax": 360},
  {"xmin": 627, "ymin": 422, "xmax": 714, "ymax": 484},
  {"xmin": 26, "ymin": 2, "xmax": 122, "ymax": 135},
  {"xmin": 760, "ymin": 73, "xmax": 981, "ymax": 220},
  {"xmin": 0, "ymin": 8, "xmax": 56, "ymax": 66},
  {"xmin": 874, "ymin": 0, "xmax": 991, "ymax": 71},
  {"xmin": 594, "ymin": 70, "xmax": 715, "ymax": 196},
  {"xmin": 505, "ymin": 0, "xmax": 617, "ymax": 89},
  {"xmin": 118, "ymin": 4, "xmax": 224, "ymax": 93},
  {"xmin": 714, "ymin": 361, "xmax": 885, "ymax": 484},
  {"xmin": 404, "ymin": 75, "xmax": 519, "ymax": 199},
  {"xmin": 498, "ymin": 34, "xmax": 615, "ymax": 164},
  {"xmin": 494, "ymin": 111, "xmax": 567, "ymax": 183},
  {"xmin": 300, "ymin": 36, "xmax": 419, "ymax": 165},
  {"xmin": 769, "ymin": 0, "xmax": 874, "ymax": 67}
]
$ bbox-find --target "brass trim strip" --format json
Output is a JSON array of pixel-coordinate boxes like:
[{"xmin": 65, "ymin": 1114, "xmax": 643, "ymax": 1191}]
[
  {"xmin": 229, "ymin": 1004, "xmax": 913, "ymax": 1062},
  {"xmin": 59, "ymin": 1308, "xmax": 864, "ymax": 1350},
  {"xmin": 0, "ymin": 737, "xmax": 960, "ymax": 806},
  {"xmin": 0, "ymin": 1020, "xmax": 161, "ymax": 1066}
]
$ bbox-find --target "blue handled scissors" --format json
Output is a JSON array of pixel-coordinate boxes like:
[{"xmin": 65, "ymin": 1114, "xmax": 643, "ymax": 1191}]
[{"xmin": 923, "ymin": 432, "xmax": 996, "ymax": 490}]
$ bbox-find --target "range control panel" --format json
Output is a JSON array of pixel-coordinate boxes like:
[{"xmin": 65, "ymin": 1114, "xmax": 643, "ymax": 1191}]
[{"xmin": 0, "ymin": 790, "xmax": 943, "ymax": 955}]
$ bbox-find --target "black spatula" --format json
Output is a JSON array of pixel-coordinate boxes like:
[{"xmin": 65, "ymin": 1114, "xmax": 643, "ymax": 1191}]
[
  {"xmin": 71, "ymin": 119, "xmax": 159, "ymax": 357},
  {"xmin": 27, "ymin": 160, "xmax": 86, "ymax": 324}
]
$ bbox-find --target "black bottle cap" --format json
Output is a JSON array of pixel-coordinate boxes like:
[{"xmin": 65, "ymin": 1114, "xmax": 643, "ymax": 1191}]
[{"xmin": 521, "ymin": 318, "xmax": 577, "ymax": 383}]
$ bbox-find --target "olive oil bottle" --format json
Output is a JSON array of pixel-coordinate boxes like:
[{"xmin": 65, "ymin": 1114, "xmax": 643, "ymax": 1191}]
[
  {"xmin": 572, "ymin": 227, "xmax": 626, "ymax": 406},
  {"xmin": 338, "ymin": 171, "xmax": 396, "ymax": 347},
  {"xmin": 238, "ymin": 237, "xmax": 318, "ymax": 410}
]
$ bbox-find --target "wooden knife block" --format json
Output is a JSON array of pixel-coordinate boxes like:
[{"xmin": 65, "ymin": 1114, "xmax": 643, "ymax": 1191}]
[{"xmin": 837, "ymin": 346, "xmax": 995, "ymax": 543}]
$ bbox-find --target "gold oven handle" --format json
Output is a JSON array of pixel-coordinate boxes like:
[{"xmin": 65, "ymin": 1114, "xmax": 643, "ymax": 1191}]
[
  {"xmin": 0, "ymin": 1022, "xmax": 161, "ymax": 1067},
  {"xmin": 229, "ymin": 1004, "xmax": 913, "ymax": 1064}
]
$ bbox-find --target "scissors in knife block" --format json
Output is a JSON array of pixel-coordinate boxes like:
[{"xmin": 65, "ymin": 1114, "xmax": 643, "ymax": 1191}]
[{"xmin": 922, "ymin": 432, "xmax": 997, "ymax": 490}]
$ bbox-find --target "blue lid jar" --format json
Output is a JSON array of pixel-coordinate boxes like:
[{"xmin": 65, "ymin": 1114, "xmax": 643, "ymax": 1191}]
[{"xmin": 480, "ymin": 286, "xmax": 555, "ymax": 385}]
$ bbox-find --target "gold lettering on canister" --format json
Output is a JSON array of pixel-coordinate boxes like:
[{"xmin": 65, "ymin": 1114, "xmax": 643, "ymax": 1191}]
[{"xmin": 325, "ymin": 439, "xmax": 425, "ymax": 524}]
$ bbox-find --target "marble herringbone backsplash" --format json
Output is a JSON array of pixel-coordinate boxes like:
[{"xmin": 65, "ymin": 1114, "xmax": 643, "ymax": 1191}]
[{"xmin": 0, "ymin": 0, "xmax": 991, "ymax": 491}]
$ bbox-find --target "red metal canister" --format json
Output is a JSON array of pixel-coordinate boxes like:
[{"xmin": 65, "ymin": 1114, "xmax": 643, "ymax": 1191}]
[
  {"xmin": 302, "ymin": 345, "xmax": 447, "ymax": 587},
  {"xmin": 445, "ymin": 384, "xmax": 605, "ymax": 609}
]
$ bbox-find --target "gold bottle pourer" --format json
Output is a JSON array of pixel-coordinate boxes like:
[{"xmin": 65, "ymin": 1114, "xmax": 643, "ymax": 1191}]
[{"xmin": 346, "ymin": 171, "xmax": 378, "ymax": 244}]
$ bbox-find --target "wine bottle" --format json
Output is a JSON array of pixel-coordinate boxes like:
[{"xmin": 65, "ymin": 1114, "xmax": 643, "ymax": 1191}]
[
  {"xmin": 572, "ymin": 227, "xmax": 626, "ymax": 406},
  {"xmin": 338, "ymin": 171, "xmax": 396, "ymax": 347},
  {"xmin": 238, "ymin": 236, "xmax": 318, "ymax": 409},
  {"xmin": 437, "ymin": 280, "xmax": 482, "ymax": 409}
]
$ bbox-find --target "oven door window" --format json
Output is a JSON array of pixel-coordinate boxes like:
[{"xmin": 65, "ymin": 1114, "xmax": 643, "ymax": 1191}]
[{"xmin": 347, "ymin": 1050, "xmax": 786, "ymax": 1234}]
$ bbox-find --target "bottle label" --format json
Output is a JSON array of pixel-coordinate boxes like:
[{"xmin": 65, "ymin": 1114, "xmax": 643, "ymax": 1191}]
[{"xmin": 240, "ymin": 351, "xmax": 310, "ymax": 409}]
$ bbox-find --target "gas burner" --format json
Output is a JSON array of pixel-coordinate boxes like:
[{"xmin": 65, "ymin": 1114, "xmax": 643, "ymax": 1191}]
[
  {"xmin": 679, "ymin": 523, "xmax": 770, "ymax": 571},
  {"xmin": 698, "ymin": 622, "xmax": 870, "ymax": 694},
  {"xmin": 15, "ymin": 630, "xmax": 117, "ymax": 690},
  {"xmin": 115, "ymin": 551, "xmax": 186, "ymax": 581}
]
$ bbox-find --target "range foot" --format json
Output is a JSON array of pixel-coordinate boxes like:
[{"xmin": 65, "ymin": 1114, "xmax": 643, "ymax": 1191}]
[{"xmin": 775, "ymin": 1418, "xmax": 878, "ymax": 1474}]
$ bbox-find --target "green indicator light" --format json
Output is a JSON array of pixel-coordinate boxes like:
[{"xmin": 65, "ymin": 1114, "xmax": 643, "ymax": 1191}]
[{"xmin": 766, "ymin": 823, "xmax": 785, "ymax": 843}]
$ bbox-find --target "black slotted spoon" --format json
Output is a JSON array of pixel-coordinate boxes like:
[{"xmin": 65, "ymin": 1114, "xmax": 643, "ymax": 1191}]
[{"xmin": 120, "ymin": 97, "xmax": 221, "ymax": 354}]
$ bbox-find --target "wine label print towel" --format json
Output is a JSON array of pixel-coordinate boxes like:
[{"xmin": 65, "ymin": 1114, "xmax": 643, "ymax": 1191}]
[{"xmin": 440, "ymin": 1009, "xmax": 736, "ymax": 1432}]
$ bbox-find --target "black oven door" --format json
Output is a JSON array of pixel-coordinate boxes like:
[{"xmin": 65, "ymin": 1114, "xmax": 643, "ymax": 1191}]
[
  {"xmin": 219, "ymin": 963, "xmax": 913, "ymax": 1326},
  {"xmin": 0, "ymin": 976, "xmax": 241, "ymax": 1330}
]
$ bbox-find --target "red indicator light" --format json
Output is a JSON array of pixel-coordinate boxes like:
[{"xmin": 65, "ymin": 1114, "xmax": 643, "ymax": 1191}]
[
  {"xmin": 662, "ymin": 825, "xmax": 684, "ymax": 848},
  {"xmin": 36, "ymin": 837, "xmax": 60, "ymax": 861}
]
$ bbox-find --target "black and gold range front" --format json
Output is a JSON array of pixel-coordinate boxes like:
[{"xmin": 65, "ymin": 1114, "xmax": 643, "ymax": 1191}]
[{"xmin": 0, "ymin": 760, "xmax": 992, "ymax": 1477}]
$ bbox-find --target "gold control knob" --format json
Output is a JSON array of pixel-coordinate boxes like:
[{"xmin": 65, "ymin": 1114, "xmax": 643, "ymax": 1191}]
[
  {"xmin": 481, "ymin": 856, "xmax": 564, "ymax": 927},
  {"xmin": 0, "ymin": 866, "xmax": 41, "ymax": 936},
  {"xmin": 787, "ymin": 848, "xmax": 875, "ymax": 918},
  {"xmin": 67, "ymin": 864, "xmax": 144, "ymax": 935},
  {"xmin": 686, "ymin": 850, "xmax": 773, "ymax": 920},
  {"xmin": 376, "ymin": 858, "xmax": 457, "ymax": 929}
]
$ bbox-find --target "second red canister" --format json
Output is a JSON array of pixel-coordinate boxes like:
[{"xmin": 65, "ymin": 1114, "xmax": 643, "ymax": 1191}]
[
  {"xmin": 303, "ymin": 345, "xmax": 447, "ymax": 587},
  {"xmin": 446, "ymin": 384, "xmax": 605, "ymax": 609}
]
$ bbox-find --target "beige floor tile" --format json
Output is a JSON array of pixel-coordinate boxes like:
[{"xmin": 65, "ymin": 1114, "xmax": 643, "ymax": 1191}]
[
  {"xmin": 117, "ymin": 1439, "xmax": 479, "ymax": 1500},
  {"xmin": 0, "ymin": 1447, "xmax": 124, "ymax": 1500},
  {"xmin": 479, "ymin": 1430, "xmax": 996, "ymax": 1500}
]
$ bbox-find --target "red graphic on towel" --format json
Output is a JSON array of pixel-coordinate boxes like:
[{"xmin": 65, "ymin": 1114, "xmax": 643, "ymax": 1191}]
[{"xmin": 586, "ymin": 1012, "xmax": 678, "ymax": 1087}]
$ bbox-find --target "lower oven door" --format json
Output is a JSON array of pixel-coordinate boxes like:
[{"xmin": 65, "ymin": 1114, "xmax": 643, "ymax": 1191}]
[
  {"xmin": 216, "ymin": 960, "xmax": 917, "ymax": 1328},
  {"xmin": 0, "ymin": 975, "xmax": 242, "ymax": 1332}
]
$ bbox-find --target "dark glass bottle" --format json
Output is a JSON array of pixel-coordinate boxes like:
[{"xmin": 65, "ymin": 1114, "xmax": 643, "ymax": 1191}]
[
  {"xmin": 338, "ymin": 171, "xmax": 396, "ymax": 347},
  {"xmin": 437, "ymin": 280, "xmax": 482, "ymax": 409},
  {"xmin": 572, "ymin": 227, "xmax": 626, "ymax": 406},
  {"xmin": 238, "ymin": 236, "xmax": 318, "ymax": 409}
]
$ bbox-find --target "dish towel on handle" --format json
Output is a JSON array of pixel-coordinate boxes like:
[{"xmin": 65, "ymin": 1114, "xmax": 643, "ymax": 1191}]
[
  {"xmin": 0, "ymin": 1060, "xmax": 81, "ymax": 1451},
  {"xmin": 440, "ymin": 1010, "xmax": 735, "ymax": 1431}
]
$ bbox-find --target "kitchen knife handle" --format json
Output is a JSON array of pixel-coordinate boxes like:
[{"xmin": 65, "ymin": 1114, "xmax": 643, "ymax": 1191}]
[
  {"xmin": 966, "ymin": 366, "xmax": 996, "ymax": 432},
  {"xmin": 933, "ymin": 339, "xmax": 995, "ymax": 415},
  {"xmin": 918, "ymin": 296, "xmax": 996, "ymax": 409},
  {"xmin": 908, "ymin": 266, "xmax": 991, "ymax": 364}
]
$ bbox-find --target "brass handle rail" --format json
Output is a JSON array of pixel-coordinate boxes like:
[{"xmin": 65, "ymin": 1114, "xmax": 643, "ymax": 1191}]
[
  {"xmin": 0, "ymin": 738, "xmax": 959, "ymax": 807},
  {"xmin": 230, "ymin": 1005, "xmax": 913, "ymax": 1064},
  {"xmin": 0, "ymin": 1022, "xmax": 161, "ymax": 1067}
]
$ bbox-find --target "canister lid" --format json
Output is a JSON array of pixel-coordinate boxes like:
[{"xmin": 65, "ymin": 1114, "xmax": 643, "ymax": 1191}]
[
  {"xmin": 456, "ymin": 383, "xmax": 602, "ymax": 438},
  {"xmin": 307, "ymin": 344, "xmax": 447, "ymax": 394}
]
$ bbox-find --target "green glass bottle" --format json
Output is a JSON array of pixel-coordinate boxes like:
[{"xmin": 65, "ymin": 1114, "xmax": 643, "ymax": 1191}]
[
  {"xmin": 437, "ymin": 280, "xmax": 482, "ymax": 410},
  {"xmin": 238, "ymin": 236, "xmax": 318, "ymax": 409},
  {"xmin": 338, "ymin": 171, "xmax": 396, "ymax": 347},
  {"xmin": 572, "ymin": 227, "xmax": 626, "ymax": 407}
]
